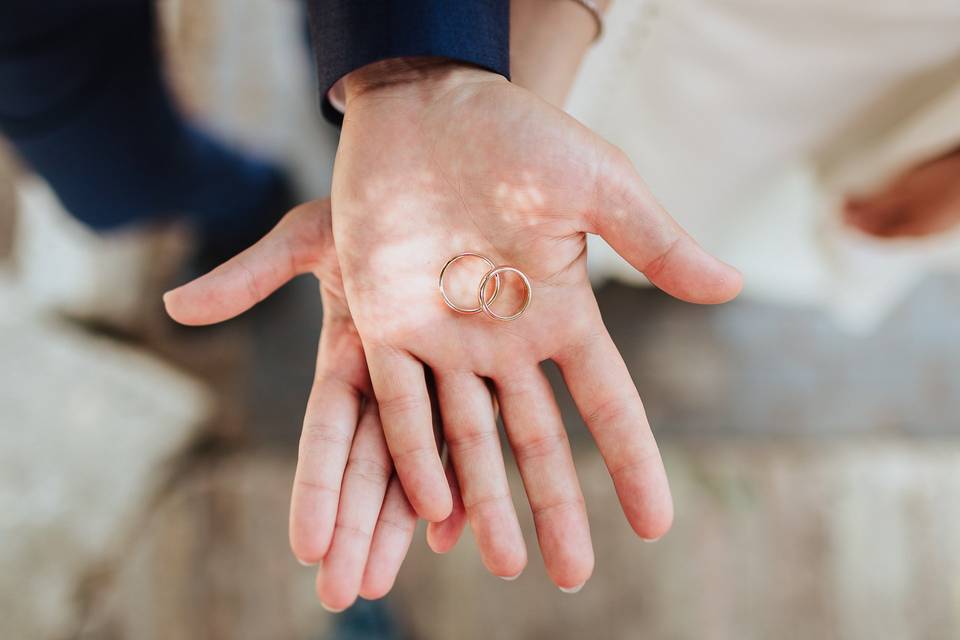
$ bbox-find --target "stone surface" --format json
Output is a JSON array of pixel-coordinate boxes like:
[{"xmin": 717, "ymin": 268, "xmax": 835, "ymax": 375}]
[
  {"xmin": 76, "ymin": 441, "xmax": 960, "ymax": 640},
  {"xmin": 393, "ymin": 438, "xmax": 960, "ymax": 640},
  {"xmin": 0, "ymin": 276, "xmax": 213, "ymax": 640},
  {"xmin": 590, "ymin": 279, "xmax": 960, "ymax": 439},
  {"xmin": 76, "ymin": 453, "xmax": 331, "ymax": 640}
]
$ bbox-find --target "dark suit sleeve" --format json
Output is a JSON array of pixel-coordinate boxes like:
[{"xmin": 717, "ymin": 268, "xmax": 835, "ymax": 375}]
[{"xmin": 307, "ymin": 0, "xmax": 510, "ymax": 124}]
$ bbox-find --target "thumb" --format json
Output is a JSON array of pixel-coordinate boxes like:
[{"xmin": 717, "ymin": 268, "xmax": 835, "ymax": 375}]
[
  {"xmin": 590, "ymin": 149, "xmax": 743, "ymax": 304},
  {"xmin": 164, "ymin": 199, "xmax": 332, "ymax": 325}
]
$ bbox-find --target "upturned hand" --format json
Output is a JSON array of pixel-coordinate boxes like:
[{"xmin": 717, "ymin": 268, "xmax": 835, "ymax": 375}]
[{"xmin": 330, "ymin": 59, "xmax": 742, "ymax": 590}]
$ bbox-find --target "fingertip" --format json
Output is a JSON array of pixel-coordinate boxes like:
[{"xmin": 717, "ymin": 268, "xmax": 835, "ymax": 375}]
[
  {"xmin": 688, "ymin": 250, "xmax": 744, "ymax": 305},
  {"xmin": 469, "ymin": 507, "xmax": 527, "ymax": 578},
  {"xmin": 161, "ymin": 281, "xmax": 214, "ymax": 326},
  {"xmin": 316, "ymin": 577, "xmax": 355, "ymax": 613},
  {"xmin": 487, "ymin": 551, "xmax": 527, "ymax": 581},
  {"xmin": 618, "ymin": 470, "xmax": 674, "ymax": 542},
  {"xmin": 290, "ymin": 533, "xmax": 328, "ymax": 568},
  {"xmin": 630, "ymin": 504, "xmax": 674, "ymax": 542},
  {"xmin": 358, "ymin": 578, "xmax": 393, "ymax": 602},
  {"xmin": 161, "ymin": 287, "xmax": 186, "ymax": 323},
  {"xmin": 414, "ymin": 489, "xmax": 454, "ymax": 523},
  {"xmin": 360, "ymin": 478, "xmax": 417, "ymax": 601},
  {"xmin": 426, "ymin": 519, "xmax": 460, "ymax": 554},
  {"xmin": 320, "ymin": 601, "xmax": 348, "ymax": 614},
  {"xmin": 401, "ymin": 469, "xmax": 454, "ymax": 523},
  {"xmin": 549, "ymin": 559, "xmax": 593, "ymax": 595},
  {"xmin": 713, "ymin": 261, "xmax": 744, "ymax": 304},
  {"xmin": 425, "ymin": 522, "xmax": 448, "ymax": 553},
  {"xmin": 533, "ymin": 503, "xmax": 594, "ymax": 591},
  {"xmin": 288, "ymin": 488, "xmax": 338, "ymax": 566},
  {"xmin": 289, "ymin": 524, "xmax": 332, "ymax": 568},
  {"xmin": 316, "ymin": 555, "xmax": 365, "ymax": 614},
  {"xmin": 656, "ymin": 238, "xmax": 744, "ymax": 305},
  {"xmin": 426, "ymin": 461, "xmax": 466, "ymax": 553}
]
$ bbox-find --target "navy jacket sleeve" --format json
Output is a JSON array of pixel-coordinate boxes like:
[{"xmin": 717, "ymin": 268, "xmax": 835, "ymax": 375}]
[{"xmin": 307, "ymin": 0, "xmax": 510, "ymax": 124}]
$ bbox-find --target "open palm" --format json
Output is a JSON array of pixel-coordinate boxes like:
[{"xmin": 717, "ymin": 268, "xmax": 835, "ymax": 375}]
[{"xmin": 332, "ymin": 65, "xmax": 742, "ymax": 590}]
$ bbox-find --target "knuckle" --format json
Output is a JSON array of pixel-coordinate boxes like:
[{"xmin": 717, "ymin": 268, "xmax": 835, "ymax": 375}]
[
  {"xmin": 293, "ymin": 474, "xmax": 338, "ymax": 498},
  {"xmin": 235, "ymin": 255, "xmax": 265, "ymax": 304},
  {"xmin": 393, "ymin": 442, "xmax": 439, "ymax": 466},
  {"xmin": 333, "ymin": 521, "xmax": 374, "ymax": 542},
  {"xmin": 445, "ymin": 427, "xmax": 499, "ymax": 455},
  {"xmin": 641, "ymin": 236, "xmax": 682, "ymax": 281},
  {"xmin": 609, "ymin": 449, "xmax": 662, "ymax": 482},
  {"xmin": 531, "ymin": 496, "xmax": 586, "ymax": 520},
  {"xmin": 462, "ymin": 491, "xmax": 512, "ymax": 513},
  {"xmin": 311, "ymin": 373, "xmax": 362, "ymax": 401},
  {"xmin": 299, "ymin": 420, "xmax": 353, "ymax": 455},
  {"xmin": 376, "ymin": 512, "xmax": 417, "ymax": 535},
  {"xmin": 345, "ymin": 456, "xmax": 392, "ymax": 486},
  {"xmin": 376, "ymin": 392, "xmax": 425, "ymax": 420},
  {"xmin": 512, "ymin": 430, "xmax": 567, "ymax": 464},
  {"xmin": 583, "ymin": 394, "xmax": 636, "ymax": 431}
]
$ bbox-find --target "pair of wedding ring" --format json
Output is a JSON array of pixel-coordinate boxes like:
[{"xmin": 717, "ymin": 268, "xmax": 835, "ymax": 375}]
[{"xmin": 438, "ymin": 253, "xmax": 532, "ymax": 321}]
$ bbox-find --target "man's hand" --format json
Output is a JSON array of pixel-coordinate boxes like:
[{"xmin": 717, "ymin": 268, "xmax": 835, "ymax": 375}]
[{"xmin": 332, "ymin": 59, "xmax": 742, "ymax": 590}]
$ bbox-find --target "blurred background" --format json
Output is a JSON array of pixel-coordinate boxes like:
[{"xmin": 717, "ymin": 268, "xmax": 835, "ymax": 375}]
[{"xmin": 1, "ymin": 1, "xmax": 959, "ymax": 639}]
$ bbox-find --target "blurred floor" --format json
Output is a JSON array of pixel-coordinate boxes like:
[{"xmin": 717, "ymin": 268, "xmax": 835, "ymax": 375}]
[
  {"xmin": 148, "ymin": 274, "xmax": 960, "ymax": 640},
  {"xmin": 1, "ymin": 1, "xmax": 958, "ymax": 639}
]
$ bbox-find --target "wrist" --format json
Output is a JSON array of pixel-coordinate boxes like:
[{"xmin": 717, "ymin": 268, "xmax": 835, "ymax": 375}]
[
  {"xmin": 510, "ymin": 0, "xmax": 607, "ymax": 106},
  {"xmin": 343, "ymin": 57, "xmax": 504, "ymax": 109}
]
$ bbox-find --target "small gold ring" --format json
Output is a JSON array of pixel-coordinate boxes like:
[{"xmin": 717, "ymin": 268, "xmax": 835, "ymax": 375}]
[
  {"xmin": 438, "ymin": 252, "xmax": 500, "ymax": 314},
  {"xmin": 478, "ymin": 266, "xmax": 532, "ymax": 321}
]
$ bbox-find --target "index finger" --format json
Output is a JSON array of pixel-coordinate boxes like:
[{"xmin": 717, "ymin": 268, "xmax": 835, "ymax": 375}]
[{"xmin": 365, "ymin": 344, "xmax": 452, "ymax": 522}]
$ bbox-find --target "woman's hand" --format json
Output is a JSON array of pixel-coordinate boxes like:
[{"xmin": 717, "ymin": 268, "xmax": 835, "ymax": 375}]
[
  {"xmin": 332, "ymin": 59, "xmax": 743, "ymax": 590},
  {"xmin": 162, "ymin": 200, "xmax": 464, "ymax": 611},
  {"xmin": 844, "ymin": 147, "xmax": 960, "ymax": 238}
]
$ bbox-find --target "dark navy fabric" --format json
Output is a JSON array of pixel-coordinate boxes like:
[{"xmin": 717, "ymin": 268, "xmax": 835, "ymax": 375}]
[
  {"xmin": 0, "ymin": 1, "xmax": 284, "ymax": 233},
  {"xmin": 0, "ymin": 0, "xmax": 511, "ymax": 229},
  {"xmin": 307, "ymin": 0, "xmax": 510, "ymax": 123}
]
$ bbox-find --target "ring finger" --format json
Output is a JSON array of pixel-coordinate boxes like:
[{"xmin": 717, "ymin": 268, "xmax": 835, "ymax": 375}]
[{"xmin": 496, "ymin": 366, "xmax": 593, "ymax": 591}]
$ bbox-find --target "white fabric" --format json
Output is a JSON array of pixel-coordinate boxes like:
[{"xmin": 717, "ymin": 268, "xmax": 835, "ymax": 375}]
[
  {"xmin": 14, "ymin": 178, "xmax": 189, "ymax": 329},
  {"xmin": 568, "ymin": 0, "xmax": 960, "ymax": 332}
]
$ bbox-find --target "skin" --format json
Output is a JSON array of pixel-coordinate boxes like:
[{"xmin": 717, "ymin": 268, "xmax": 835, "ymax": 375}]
[
  {"xmin": 332, "ymin": 59, "xmax": 742, "ymax": 592},
  {"xmin": 844, "ymin": 147, "xmax": 960, "ymax": 238},
  {"xmin": 510, "ymin": 0, "xmax": 611, "ymax": 107},
  {"xmin": 164, "ymin": 200, "xmax": 436, "ymax": 610},
  {"xmin": 165, "ymin": 1, "xmax": 743, "ymax": 606}
]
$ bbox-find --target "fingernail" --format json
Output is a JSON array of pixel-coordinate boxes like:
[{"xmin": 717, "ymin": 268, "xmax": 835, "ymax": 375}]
[
  {"xmin": 499, "ymin": 571, "xmax": 522, "ymax": 581},
  {"xmin": 297, "ymin": 557, "xmax": 318, "ymax": 567},
  {"xmin": 642, "ymin": 536, "xmax": 662, "ymax": 543},
  {"xmin": 559, "ymin": 583, "xmax": 585, "ymax": 594},
  {"xmin": 321, "ymin": 602, "xmax": 347, "ymax": 613}
]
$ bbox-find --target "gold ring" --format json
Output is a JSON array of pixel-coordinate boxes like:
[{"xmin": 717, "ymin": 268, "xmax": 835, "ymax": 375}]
[
  {"xmin": 478, "ymin": 266, "xmax": 532, "ymax": 321},
  {"xmin": 438, "ymin": 253, "xmax": 500, "ymax": 314}
]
